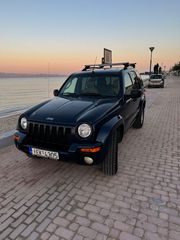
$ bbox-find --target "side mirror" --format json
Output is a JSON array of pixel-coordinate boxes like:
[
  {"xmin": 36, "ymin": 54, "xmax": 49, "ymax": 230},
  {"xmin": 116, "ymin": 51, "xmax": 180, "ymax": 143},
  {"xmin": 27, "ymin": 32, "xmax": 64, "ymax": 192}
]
[
  {"xmin": 131, "ymin": 89, "xmax": 141, "ymax": 98},
  {"xmin": 53, "ymin": 89, "xmax": 59, "ymax": 96}
]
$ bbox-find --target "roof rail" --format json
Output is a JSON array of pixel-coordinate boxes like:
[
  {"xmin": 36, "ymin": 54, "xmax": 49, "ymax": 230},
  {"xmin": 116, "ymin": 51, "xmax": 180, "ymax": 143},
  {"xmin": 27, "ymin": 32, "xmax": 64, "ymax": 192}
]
[{"xmin": 82, "ymin": 62, "xmax": 136, "ymax": 71}]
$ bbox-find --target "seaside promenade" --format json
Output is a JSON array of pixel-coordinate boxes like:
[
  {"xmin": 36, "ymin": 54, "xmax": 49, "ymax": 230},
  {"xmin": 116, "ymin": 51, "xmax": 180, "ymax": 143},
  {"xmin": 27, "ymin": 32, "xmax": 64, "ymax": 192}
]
[{"xmin": 0, "ymin": 76, "xmax": 179, "ymax": 240}]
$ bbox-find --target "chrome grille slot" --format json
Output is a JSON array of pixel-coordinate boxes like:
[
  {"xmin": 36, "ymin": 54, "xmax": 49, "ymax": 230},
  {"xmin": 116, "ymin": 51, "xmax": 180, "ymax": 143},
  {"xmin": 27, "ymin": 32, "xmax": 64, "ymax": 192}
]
[{"xmin": 27, "ymin": 122, "xmax": 72, "ymax": 149}]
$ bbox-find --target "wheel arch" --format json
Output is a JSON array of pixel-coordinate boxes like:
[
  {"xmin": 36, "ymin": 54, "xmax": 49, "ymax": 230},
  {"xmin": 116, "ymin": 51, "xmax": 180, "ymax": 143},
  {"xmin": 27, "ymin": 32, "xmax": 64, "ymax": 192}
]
[{"xmin": 96, "ymin": 115, "xmax": 124, "ymax": 145}]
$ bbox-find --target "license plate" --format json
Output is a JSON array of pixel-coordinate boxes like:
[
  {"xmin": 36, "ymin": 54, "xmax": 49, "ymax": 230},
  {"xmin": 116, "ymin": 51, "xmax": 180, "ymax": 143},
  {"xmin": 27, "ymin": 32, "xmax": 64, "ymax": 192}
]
[{"xmin": 29, "ymin": 147, "xmax": 59, "ymax": 160}]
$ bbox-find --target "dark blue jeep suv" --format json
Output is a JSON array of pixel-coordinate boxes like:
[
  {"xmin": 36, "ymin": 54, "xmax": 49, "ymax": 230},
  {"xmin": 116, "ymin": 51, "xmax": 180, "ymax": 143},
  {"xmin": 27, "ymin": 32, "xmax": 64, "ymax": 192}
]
[{"xmin": 14, "ymin": 62, "xmax": 146, "ymax": 175}]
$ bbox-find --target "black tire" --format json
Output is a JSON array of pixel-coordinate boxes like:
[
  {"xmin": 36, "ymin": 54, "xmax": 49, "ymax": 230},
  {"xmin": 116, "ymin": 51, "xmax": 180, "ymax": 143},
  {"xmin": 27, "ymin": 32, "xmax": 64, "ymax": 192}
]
[
  {"xmin": 102, "ymin": 130, "xmax": 118, "ymax": 176},
  {"xmin": 133, "ymin": 107, "xmax": 144, "ymax": 129}
]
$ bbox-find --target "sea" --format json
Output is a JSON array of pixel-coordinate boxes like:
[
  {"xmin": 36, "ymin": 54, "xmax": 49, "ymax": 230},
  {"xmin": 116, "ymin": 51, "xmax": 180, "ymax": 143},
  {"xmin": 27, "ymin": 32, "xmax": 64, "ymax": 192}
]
[
  {"xmin": 0, "ymin": 77, "xmax": 67, "ymax": 118},
  {"xmin": 0, "ymin": 75, "xmax": 149, "ymax": 118}
]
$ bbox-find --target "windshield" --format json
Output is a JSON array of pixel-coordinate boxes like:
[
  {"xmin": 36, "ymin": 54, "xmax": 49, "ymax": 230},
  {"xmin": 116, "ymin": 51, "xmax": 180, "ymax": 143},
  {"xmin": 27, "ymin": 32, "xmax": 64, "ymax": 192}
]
[
  {"xmin": 59, "ymin": 74, "xmax": 121, "ymax": 98},
  {"xmin": 150, "ymin": 74, "xmax": 162, "ymax": 79}
]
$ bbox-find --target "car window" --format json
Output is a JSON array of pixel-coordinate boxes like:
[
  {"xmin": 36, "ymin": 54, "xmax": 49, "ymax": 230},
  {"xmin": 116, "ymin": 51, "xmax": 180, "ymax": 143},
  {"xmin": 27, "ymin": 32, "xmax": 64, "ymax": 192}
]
[
  {"xmin": 124, "ymin": 73, "xmax": 133, "ymax": 95},
  {"xmin": 129, "ymin": 71, "xmax": 137, "ymax": 84},
  {"xmin": 130, "ymin": 71, "xmax": 143, "ymax": 89},
  {"xmin": 150, "ymin": 74, "xmax": 162, "ymax": 79},
  {"xmin": 63, "ymin": 77, "xmax": 78, "ymax": 94},
  {"xmin": 60, "ymin": 74, "xmax": 121, "ymax": 97}
]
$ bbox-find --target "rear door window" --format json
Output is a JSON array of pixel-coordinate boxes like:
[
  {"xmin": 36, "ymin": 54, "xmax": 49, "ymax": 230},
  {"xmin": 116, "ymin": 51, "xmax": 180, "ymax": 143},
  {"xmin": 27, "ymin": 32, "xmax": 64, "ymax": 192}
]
[{"xmin": 124, "ymin": 73, "xmax": 133, "ymax": 95}]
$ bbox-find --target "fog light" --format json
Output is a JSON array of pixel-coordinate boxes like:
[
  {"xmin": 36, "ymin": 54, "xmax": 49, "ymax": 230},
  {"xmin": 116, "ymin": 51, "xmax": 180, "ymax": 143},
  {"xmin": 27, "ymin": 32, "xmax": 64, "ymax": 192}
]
[{"xmin": 84, "ymin": 157, "xmax": 93, "ymax": 165}]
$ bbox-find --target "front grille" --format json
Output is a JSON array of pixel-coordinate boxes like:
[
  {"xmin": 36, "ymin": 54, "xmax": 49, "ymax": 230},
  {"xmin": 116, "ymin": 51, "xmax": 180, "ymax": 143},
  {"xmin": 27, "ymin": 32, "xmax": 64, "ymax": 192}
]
[{"xmin": 26, "ymin": 122, "xmax": 72, "ymax": 150}]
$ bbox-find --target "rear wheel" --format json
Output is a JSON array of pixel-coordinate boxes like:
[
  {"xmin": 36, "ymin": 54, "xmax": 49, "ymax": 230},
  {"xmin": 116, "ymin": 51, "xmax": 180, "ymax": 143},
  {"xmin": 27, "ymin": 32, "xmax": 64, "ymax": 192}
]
[
  {"xmin": 133, "ymin": 107, "xmax": 144, "ymax": 128},
  {"xmin": 102, "ymin": 130, "xmax": 118, "ymax": 176}
]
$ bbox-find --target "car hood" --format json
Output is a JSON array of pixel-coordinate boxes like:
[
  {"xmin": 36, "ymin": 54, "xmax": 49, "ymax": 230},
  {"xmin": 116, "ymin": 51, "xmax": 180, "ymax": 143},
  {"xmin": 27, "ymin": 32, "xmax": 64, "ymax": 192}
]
[{"xmin": 27, "ymin": 97, "xmax": 118, "ymax": 125}]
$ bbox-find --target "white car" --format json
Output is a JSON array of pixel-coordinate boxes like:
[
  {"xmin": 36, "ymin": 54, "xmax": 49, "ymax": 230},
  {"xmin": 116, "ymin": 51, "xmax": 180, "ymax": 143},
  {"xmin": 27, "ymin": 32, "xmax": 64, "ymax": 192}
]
[{"xmin": 148, "ymin": 74, "xmax": 164, "ymax": 88}]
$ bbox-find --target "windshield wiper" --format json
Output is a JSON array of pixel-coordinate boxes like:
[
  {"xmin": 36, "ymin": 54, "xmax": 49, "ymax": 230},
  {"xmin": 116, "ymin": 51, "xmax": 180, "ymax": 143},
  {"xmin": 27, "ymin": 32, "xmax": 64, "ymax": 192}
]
[
  {"xmin": 80, "ymin": 93, "xmax": 103, "ymax": 97},
  {"xmin": 61, "ymin": 92, "xmax": 79, "ymax": 97}
]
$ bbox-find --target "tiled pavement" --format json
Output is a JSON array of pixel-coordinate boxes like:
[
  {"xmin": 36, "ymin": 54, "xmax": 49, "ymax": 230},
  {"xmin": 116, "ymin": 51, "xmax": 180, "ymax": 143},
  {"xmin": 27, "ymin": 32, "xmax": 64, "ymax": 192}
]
[{"xmin": 0, "ymin": 76, "xmax": 179, "ymax": 240}]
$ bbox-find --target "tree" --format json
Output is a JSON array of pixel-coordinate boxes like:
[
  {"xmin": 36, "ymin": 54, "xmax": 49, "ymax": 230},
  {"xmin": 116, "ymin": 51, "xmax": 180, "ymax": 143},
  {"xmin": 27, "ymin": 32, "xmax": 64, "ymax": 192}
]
[{"xmin": 171, "ymin": 62, "xmax": 180, "ymax": 71}]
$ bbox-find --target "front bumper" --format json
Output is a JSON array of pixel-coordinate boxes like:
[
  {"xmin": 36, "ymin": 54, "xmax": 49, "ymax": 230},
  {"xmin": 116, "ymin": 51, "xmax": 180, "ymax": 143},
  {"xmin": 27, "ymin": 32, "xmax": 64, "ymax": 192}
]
[
  {"xmin": 148, "ymin": 80, "xmax": 164, "ymax": 87},
  {"xmin": 14, "ymin": 131, "xmax": 105, "ymax": 165}
]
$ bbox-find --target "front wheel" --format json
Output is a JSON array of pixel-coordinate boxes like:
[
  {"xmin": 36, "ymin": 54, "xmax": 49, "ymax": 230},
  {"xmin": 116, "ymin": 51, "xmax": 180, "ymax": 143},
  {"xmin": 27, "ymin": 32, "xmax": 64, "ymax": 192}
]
[
  {"xmin": 133, "ymin": 107, "xmax": 144, "ymax": 129},
  {"xmin": 102, "ymin": 130, "xmax": 118, "ymax": 176}
]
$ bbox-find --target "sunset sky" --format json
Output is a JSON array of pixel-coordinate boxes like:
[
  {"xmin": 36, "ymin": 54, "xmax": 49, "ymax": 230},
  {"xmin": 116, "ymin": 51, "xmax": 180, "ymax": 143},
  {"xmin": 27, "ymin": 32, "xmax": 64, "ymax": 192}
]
[{"xmin": 0, "ymin": 0, "xmax": 180, "ymax": 74}]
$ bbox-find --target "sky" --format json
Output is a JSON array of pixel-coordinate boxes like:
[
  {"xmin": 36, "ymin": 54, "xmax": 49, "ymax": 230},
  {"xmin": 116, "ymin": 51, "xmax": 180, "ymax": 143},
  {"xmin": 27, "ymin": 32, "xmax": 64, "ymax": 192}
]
[{"xmin": 0, "ymin": 0, "xmax": 180, "ymax": 74}]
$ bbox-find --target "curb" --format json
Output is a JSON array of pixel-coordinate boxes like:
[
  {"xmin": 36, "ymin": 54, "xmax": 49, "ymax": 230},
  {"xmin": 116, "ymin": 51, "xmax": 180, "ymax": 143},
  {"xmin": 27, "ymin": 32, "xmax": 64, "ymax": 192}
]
[{"xmin": 0, "ymin": 130, "xmax": 15, "ymax": 149}]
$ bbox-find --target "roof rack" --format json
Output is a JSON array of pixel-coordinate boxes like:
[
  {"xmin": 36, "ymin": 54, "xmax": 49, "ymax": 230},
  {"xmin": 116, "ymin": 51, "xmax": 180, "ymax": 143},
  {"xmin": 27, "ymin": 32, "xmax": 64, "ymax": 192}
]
[{"xmin": 82, "ymin": 62, "xmax": 136, "ymax": 71}]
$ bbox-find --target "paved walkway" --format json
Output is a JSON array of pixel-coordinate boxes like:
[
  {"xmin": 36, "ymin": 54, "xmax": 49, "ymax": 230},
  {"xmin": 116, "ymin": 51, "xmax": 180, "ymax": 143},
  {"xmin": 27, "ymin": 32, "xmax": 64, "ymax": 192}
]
[
  {"xmin": 0, "ymin": 114, "xmax": 19, "ymax": 136},
  {"xmin": 0, "ymin": 76, "xmax": 179, "ymax": 240}
]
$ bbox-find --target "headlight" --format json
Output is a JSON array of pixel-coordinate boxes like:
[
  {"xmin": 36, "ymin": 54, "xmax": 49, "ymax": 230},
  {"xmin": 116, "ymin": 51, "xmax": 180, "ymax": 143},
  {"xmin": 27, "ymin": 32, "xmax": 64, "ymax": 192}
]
[
  {"xmin": 20, "ymin": 117, "xmax": 28, "ymax": 130},
  {"xmin": 78, "ymin": 123, "xmax": 92, "ymax": 138}
]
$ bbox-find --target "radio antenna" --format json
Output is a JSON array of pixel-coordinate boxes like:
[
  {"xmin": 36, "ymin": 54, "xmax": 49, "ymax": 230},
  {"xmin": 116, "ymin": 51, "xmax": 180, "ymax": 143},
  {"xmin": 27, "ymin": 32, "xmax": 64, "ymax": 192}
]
[{"xmin": 92, "ymin": 57, "xmax": 97, "ymax": 71}]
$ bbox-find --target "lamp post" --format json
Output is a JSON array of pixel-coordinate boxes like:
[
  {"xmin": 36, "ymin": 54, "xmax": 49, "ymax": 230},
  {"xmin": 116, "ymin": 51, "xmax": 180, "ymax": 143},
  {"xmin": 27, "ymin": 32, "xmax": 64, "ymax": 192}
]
[{"xmin": 149, "ymin": 47, "xmax": 155, "ymax": 74}]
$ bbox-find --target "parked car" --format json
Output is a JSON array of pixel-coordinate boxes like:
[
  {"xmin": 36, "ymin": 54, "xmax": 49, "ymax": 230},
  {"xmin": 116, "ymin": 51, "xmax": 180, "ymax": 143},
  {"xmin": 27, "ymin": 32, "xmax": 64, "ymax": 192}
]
[
  {"xmin": 14, "ymin": 62, "xmax": 146, "ymax": 175},
  {"xmin": 148, "ymin": 74, "xmax": 164, "ymax": 88}
]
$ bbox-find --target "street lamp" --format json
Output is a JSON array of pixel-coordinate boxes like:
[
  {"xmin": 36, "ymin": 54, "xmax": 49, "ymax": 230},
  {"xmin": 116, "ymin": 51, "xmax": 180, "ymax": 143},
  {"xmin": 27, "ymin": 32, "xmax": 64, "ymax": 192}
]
[{"xmin": 149, "ymin": 47, "xmax": 155, "ymax": 74}]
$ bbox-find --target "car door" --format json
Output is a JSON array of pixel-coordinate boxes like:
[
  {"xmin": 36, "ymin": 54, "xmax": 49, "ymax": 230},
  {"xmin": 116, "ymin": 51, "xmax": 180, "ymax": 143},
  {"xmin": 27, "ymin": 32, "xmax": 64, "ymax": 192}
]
[
  {"xmin": 121, "ymin": 72, "xmax": 135, "ymax": 131},
  {"xmin": 129, "ymin": 71, "xmax": 141, "ymax": 119}
]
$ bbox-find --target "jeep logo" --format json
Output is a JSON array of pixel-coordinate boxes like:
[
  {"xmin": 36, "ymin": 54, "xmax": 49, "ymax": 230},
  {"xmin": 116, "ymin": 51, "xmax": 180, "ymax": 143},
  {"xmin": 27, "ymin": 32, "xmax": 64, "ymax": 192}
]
[{"xmin": 46, "ymin": 117, "xmax": 54, "ymax": 121}]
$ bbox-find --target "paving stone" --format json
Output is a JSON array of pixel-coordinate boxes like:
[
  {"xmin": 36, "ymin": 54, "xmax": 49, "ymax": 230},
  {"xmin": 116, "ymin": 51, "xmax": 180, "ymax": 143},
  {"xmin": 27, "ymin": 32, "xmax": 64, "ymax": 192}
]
[
  {"xmin": 91, "ymin": 222, "xmax": 110, "ymax": 235},
  {"xmin": 0, "ymin": 227, "xmax": 13, "ymax": 240},
  {"xmin": 36, "ymin": 218, "xmax": 51, "ymax": 233},
  {"xmin": 88, "ymin": 212, "xmax": 104, "ymax": 223},
  {"xmin": 119, "ymin": 232, "xmax": 141, "ymax": 240},
  {"xmin": 12, "ymin": 206, "xmax": 27, "ymax": 219},
  {"xmin": 96, "ymin": 201, "xmax": 111, "ymax": 210},
  {"xmin": 136, "ymin": 221, "xmax": 157, "ymax": 233},
  {"xmin": 114, "ymin": 200, "xmax": 130, "ymax": 208},
  {"xmin": 169, "ymin": 230, "xmax": 180, "ymax": 240},
  {"xmin": 53, "ymin": 216, "xmax": 70, "ymax": 227},
  {"xmin": 47, "ymin": 223, "xmax": 57, "ymax": 233},
  {"xmin": 84, "ymin": 204, "xmax": 100, "ymax": 213},
  {"xmin": 21, "ymin": 222, "xmax": 38, "ymax": 237},
  {"xmin": 40, "ymin": 231, "xmax": 51, "ymax": 240},
  {"xmin": 169, "ymin": 216, "xmax": 180, "ymax": 225},
  {"xmin": 159, "ymin": 212, "xmax": 169, "ymax": 220},
  {"xmin": 55, "ymin": 226, "xmax": 74, "ymax": 239},
  {"xmin": 148, "ymin": 216, "xmax": 168, "ymax": 228},
  {"xmin": 9, "ymin": 223, "xmax": 26, "ymax": 239},
  {"xmin": 96, "ymin": 233, "xmax": 108, "ymax": 240},
  {"xmin": 114, "ymin": 221, "xmax": 133, "ymax": 233},
  {"xmin": 75, "ymin": 216, "xmax": 90, "ymax": 226},
  {"xmin": 69, "ymin": 223, "xmax": 79, "ymax": 231},
  {"xmin": 134, "ymin": 227, "xmax": 144, "ymax": 238},
  {"xmin": 27, "ymin": 231, "xmax": 39, "ymax": 240},
  {"xmin": 78, "ymin": 226, "xmax": 97, "ymax": 239},
  {"xmin": 73, "ymin": 234, "xmax": 83, "ymax": 240},
  {"xmin": 73, "ymin": 208, "xmax": 87, "ymax": 217},
  {"xmin": 49, "ymin": 206, "xmax": 61, "ymax": 219},
  {"xmin": 109, "ymin": 228, "xmax": 120, "ymax": 239},
  {"xmin": 11, "ymin": 214, "xmax": 27, "ymax": 228},
  {"xmin": 49, "ymin": 235, "xmax": 60, "ymax": 240},
  {"xmin": 66, "ymin": 213, "xmax": 76, "ymax": 221},
  {"xmin": 25, "ymin": 211, "xmax": 39, "ymax": 224},
  {"xmin": 145, "ymin": 232, "xmax": 163, "ymax": 240},
  {"xmin": 0, "ymin": 217, "xmax": 14, "ymax": 232}
]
